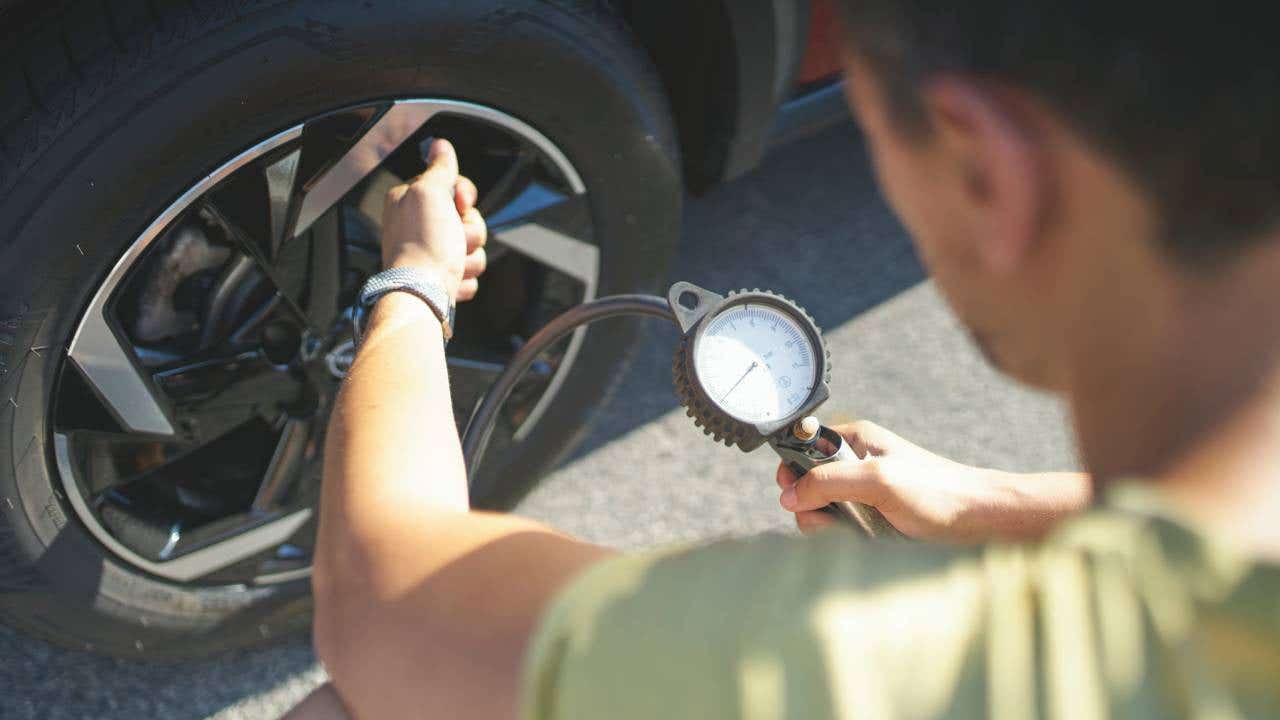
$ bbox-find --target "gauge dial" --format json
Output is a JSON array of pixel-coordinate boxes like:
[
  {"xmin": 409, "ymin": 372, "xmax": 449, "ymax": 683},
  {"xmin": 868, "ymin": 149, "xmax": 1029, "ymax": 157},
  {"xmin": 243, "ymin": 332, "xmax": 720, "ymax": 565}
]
[{"xmin": 693, "ymin": 303, "xmax": 818, "ymax": 423}]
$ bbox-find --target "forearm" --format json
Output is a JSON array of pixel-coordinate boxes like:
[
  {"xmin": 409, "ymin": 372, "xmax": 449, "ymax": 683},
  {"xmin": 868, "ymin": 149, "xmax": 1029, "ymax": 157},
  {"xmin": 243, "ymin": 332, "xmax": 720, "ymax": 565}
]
[
  {"xmin": 309, "ymin": 140, "xmax": 620, "ymax": 718},
  {"xmin": 312, "ymin": 293, "xmax": 612, "ymax": 717},
  {"xmin": 317, "ymin": 292, "xmax": 466, "ymax": 581}
]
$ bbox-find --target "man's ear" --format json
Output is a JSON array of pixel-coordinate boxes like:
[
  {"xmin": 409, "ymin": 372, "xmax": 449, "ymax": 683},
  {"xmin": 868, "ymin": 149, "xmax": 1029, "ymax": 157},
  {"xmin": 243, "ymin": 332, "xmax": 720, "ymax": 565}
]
[{"xmin": 920, "ymin": 77, "xmax": 1046, "ymax": 274}]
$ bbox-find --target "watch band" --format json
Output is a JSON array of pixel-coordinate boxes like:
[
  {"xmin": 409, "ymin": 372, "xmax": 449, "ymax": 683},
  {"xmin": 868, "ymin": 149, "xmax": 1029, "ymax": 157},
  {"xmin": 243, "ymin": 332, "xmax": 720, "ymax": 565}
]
[{"xmin": 353, "ymin": 267, "xmax": 456, "ymax": 346}]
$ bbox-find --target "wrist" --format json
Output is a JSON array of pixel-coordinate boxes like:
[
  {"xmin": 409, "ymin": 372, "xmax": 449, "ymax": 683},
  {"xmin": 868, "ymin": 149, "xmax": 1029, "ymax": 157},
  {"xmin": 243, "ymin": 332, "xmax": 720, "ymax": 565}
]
[
  {"xmin": 367, "ymin": 292, "xmax": 446, "ymax": 340},
  {"xmin": 355, "ymin": 266, "xmax": 457, "ymax": 346},
  {"xmin": 385, "ymin": 255, "xmax": 462, "ymax": 302},
  {"xmin": 959, "ymin": 469, "xmax": 1090, "ymax": 540},
  {"xmin": 359, "ymin": 292, "xmax": 447, "ymax": 357}
]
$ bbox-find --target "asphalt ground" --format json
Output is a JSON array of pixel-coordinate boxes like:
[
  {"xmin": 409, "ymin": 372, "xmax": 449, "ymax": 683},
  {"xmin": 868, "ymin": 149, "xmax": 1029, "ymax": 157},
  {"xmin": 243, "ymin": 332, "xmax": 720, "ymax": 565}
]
[{"xmin": 0, "ymin": 121, "xmax": 1079, "ymax": 720}]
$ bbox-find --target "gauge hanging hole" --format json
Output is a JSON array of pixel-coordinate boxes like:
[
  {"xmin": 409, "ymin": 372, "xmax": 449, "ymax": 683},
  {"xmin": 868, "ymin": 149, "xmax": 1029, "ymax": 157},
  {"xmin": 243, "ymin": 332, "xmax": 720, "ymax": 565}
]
[{"xmin": 677, "ymin": 291, "xmax": 700, "ymax": 310}]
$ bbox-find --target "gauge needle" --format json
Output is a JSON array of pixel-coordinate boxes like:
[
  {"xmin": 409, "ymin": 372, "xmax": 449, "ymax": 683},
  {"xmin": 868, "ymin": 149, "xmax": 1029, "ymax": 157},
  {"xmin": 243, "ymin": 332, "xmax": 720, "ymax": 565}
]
[{"xmin": 720, "ymin": 361, "xmax": 758, "ymax": 402}]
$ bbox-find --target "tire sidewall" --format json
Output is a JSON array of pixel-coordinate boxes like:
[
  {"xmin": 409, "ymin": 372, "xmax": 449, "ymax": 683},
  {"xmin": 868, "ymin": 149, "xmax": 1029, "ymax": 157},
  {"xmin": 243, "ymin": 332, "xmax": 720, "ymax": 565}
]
[{"xmin": 0, "ymin": 0, "xmax": 679, "ymax": 655}]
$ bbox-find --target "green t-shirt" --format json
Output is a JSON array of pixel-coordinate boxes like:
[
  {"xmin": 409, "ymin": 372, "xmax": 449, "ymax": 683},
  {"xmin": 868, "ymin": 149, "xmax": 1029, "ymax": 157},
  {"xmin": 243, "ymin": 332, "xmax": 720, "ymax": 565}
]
[{"xmin": 522, "ymin": 484, "xmax": 1280, "ymax": 719}]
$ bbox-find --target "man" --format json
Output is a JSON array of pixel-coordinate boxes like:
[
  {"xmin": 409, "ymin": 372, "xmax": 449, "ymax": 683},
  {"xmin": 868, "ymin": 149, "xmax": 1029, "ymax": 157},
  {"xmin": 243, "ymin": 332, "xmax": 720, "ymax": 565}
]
[{"xmin": 298, "ymin": 2, "xmax": 1280, "ymax": 717}]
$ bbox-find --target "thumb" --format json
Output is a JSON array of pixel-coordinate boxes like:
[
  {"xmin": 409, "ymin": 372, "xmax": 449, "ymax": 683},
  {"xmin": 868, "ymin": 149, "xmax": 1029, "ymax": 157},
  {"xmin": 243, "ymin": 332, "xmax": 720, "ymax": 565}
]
[
  {"xmin": 780, "ymin": 459, "xmax": 889, "ymax": 513},
  {"xmin": 421, "ymin": 138, "xmax": 460, "ymax": 190}
]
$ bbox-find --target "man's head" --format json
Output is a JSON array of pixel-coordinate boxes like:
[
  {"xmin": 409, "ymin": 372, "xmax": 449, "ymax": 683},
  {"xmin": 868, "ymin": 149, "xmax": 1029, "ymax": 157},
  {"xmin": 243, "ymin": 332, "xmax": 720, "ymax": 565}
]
[{"xmin": 834, "ymin": 2, "xmax": 1280, "ymax": 477}]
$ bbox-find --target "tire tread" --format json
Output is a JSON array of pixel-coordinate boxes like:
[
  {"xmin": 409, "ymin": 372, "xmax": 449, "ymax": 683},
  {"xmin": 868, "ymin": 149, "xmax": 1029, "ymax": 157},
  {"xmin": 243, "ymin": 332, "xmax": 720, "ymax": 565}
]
[{"xmin": 0, "ymin": 0, "xmax": 191, "ymax": 220}]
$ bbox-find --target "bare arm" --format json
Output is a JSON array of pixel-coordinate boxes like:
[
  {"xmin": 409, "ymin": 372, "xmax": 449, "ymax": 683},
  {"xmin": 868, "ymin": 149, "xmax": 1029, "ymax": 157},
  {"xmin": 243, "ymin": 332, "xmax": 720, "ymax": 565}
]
[
  {"xmin": 311, "ymin": 140, "xmax": 613, "ymax": 720},
  {"xmin": 777, "ymin": 420, "xmax": 1092, "ymax": 541}
]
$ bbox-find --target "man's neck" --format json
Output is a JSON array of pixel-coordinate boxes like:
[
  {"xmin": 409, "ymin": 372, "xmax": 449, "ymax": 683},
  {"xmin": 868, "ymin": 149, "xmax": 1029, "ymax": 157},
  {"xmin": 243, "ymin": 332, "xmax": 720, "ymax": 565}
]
[
  {"xmin": 1161, "ymin": 384, "xmax": 1280, "ymax": 558},
  {"xmin": 1071, "ymin": 239, "xmax": 1280, "ymax": 558}
]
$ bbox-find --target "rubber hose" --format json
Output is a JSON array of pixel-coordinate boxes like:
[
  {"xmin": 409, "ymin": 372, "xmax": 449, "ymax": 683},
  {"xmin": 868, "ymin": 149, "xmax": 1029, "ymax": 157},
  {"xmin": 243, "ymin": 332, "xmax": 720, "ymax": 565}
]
[{"xmin": 461, "ymin": 294, "xmax": 676, "ymax": 481}]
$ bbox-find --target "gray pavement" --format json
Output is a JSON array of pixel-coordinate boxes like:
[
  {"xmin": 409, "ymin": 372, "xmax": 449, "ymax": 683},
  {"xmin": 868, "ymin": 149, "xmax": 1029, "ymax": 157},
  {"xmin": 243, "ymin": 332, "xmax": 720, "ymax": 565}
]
[{"xmin": 0, "ymin": 122, "xmax": 1078, "ymax": 719}]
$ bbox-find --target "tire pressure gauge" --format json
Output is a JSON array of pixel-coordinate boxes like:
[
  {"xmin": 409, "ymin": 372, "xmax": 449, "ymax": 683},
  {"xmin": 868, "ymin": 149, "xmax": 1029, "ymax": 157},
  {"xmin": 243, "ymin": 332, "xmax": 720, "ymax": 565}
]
[
  {"xmin": 670, "ymin": 281, "xmax": 832, "ymax": 451},
  {"xmin": 669, "ymin": 281, "xmax": 900, "ymax": 538},
  {"xmin": 463, "ymin": 280, "xmax": 899, "ymax": 539}
]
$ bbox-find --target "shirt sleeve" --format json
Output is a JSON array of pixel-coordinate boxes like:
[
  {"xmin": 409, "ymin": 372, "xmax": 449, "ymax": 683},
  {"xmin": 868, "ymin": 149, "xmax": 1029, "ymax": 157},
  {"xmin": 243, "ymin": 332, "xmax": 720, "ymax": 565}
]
[{"xmin": 520, "ymin": 531, "xmax": 996, "ymax": 720}]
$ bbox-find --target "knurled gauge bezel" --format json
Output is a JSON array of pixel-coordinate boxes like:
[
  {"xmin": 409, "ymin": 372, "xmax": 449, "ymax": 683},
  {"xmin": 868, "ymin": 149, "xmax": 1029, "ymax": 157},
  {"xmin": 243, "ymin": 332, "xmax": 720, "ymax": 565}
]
[{"xmin": 669, "ymin": 281, "xmax": 832, "ymax": 451}]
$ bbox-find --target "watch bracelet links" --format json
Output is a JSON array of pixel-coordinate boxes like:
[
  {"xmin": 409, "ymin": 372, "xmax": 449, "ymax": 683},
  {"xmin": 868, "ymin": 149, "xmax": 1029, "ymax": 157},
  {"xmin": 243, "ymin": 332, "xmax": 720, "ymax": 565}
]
[{"xmin": 353, "ymin": 267, "xmax": 455, "ymax": 347}]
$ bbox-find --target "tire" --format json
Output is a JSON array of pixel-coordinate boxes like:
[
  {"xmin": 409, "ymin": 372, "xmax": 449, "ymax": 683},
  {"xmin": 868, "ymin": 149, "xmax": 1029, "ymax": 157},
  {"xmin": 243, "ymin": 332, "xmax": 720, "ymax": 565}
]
[{"xmin": 0, "ymin": 0, "xmax": 680, "ymax": 657}]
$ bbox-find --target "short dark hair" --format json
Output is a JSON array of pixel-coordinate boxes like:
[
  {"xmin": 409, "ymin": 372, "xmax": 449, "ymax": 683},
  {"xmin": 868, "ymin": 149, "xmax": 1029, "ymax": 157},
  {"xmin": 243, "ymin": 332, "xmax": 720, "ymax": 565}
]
[{"xmin": 837, "ymin": 2, "xmax": 1280, "ymax": 265}]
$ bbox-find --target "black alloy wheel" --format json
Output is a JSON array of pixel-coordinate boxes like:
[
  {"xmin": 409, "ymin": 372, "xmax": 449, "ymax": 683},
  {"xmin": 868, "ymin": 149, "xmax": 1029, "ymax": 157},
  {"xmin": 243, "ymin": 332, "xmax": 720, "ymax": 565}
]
[
  {"xmin": 53, "ymin": 100, "xmax": 600, "ymax": 587},
  {"xmin": 0, "ymin": 0, "xmax": 681, "ymax": 657}
]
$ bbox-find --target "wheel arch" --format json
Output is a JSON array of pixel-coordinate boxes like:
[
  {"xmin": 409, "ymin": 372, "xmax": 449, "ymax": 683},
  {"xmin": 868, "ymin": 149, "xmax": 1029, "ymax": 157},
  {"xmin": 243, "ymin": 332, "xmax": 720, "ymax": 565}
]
[
  {"xmin": 1, "ymin": 0, "xmax": 809, "ymax": 192},
  {"xmin": 618, "ymin": 0, "xmax": 810, "ymax": 191},
  {"xmin": 611, "ymin": 0, "xmax": 808, "ymax": 189}
]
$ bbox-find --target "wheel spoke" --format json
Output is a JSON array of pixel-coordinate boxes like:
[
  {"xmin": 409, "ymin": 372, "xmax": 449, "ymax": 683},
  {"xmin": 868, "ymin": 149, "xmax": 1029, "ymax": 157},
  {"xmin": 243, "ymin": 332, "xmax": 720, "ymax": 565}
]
[
  {"xmin": 154, "ymin": 350, "xmax": 287, "ymax": 400},
  {"xmin": 477, "ymin": 147, "xmax": 536, "ymax": 217},
  {"xmin": 265, "ymin": 149, "xmax": 301, "ymax": 257},
  {"xmin": 293, "ymin": 101, "xmax": 440, "ymax": 237},
  {"xmin": 251, "ymin": 417, "xmax": 313, "ymax": 513},
  {"xmin": 487, "ymin": 189, "xmax": 597, "ymax": 440},
  {"xmin": 154, "ymin": 350, "xmax": 308, "ymax": 442},
  {"xmin": 54, "ymin": 422, "xmax": 313, "ymax": 583},
  {"xmin": 57, "ymin": 430, "xmax": 193, "ymax": 497},
  {"xmin": 490, "ymin": 189, "xmax": 598, "ymax": 290},
  {"xmin": 447, "ymin": 354, "xmax": 555, "ymax": 428},
  {"xmin": 67, "ymin": 307, "xmax": 178, "ymax": 436},
  {"xmin": 487, "ymin": 180, "xmax": 575, "ymax": 226},
  {"xmin": 304, "ymin": 211, "xmax": 343, "ymax": 332},
  {"xmin": 156, "ymin": 509, "xmax": 313, "ymax": 582},
  {"xmin": 447, "ymin": 354, "xmax": 553, "ymax": 389}
]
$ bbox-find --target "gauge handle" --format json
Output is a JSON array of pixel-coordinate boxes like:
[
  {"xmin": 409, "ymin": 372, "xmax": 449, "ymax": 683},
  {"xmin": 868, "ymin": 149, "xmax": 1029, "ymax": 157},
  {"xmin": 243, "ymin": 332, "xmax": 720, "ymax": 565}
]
[{"xmin": 772, "ymin": 426, "xmax": 903, "ymax": 539}]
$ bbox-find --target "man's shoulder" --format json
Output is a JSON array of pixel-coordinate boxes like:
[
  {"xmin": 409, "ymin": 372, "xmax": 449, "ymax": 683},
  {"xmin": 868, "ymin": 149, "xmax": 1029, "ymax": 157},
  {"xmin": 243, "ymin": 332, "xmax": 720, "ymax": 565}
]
[
  {"xmin": 523, "ymin": 531, "xmax": 998, "ymax": 719},
  {"xmin": 548, "ymin": 530, "xmax": 990, "ymax": 625},
  {"xmin": 524, "ymin": 501, "xmax": 1280, "ymax": 719},
  {"xmin": 531, "ymin": 507, "xmax": 1177, "ymax": 669}
]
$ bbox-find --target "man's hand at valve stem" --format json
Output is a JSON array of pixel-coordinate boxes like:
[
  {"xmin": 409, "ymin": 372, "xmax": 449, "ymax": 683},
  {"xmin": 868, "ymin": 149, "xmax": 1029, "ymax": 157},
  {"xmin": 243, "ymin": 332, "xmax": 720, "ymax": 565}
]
[{"xmin": 379, "ymin": 139, "xmax": 488, "ymax": 301}]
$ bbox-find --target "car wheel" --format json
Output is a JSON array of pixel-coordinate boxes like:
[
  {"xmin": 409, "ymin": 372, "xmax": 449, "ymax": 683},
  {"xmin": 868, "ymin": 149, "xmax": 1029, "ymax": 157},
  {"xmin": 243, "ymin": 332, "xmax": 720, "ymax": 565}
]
[{"xmin": 0, "ymin": 0, "xmax": 680, "ymax": 657}]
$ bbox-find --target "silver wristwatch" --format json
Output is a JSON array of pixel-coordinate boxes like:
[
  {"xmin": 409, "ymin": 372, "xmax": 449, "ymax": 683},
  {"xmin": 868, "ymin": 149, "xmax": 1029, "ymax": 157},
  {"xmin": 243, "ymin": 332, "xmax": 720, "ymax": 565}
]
[{"xmin": 353, "ymin": 267, "xmax": 456, "ymax": 346}]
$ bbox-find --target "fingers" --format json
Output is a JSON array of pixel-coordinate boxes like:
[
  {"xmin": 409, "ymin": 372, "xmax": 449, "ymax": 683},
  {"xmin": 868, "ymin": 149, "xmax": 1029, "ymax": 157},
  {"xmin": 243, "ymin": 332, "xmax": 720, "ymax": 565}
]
[
  {"xmin": 795, "ymin": 510, "xmax": 837, "ymax": 535},
  {"xmin": 456, "ymin": 277, "xmax": 480, "ymax": 302},
  {"xmin": 391, "ymin": 139, "xmax": 460, "ymax": 222},
  {"xmin": 384, "ymin": 181, "xmax": 410, "ymax": 206},
  {"xmin": 421, "ymin": 138, "xmax": 460, "ymax": 190},
  {"xmin": 776, "ymin": 463, "xmax": 799, "ymax": 489},
  {"xmin": 459, "ymin": 206, "xmax": 486, "ymax": 302},
  {"xmin": 776, "ymin": 420, "xmax": 894, "ymax": 490},
  {"xmin": 382, "ymin": 138, "xmax": 487, "ymax": 304},
  {"xmin": 463, "ymin": 206, "xmax": 487, "ymax": 252},
  {"xmin": 463, "ymin": 248, "xmax": 486, "ymax": 279},
  {"xmin": 455, "ymin": 176, "xmax": 478, "ymax": 216},
  {"xmin": 833, "ymin": 419, "xmax": 897, "ymax": 459},
  {"xmin": 779, "ymin": 459, "xmax": 890, "ymax": 513}
]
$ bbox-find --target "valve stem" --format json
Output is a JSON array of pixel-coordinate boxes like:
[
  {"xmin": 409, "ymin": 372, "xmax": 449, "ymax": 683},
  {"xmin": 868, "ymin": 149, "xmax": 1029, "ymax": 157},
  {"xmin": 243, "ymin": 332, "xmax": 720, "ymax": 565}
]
[{"xmin": 793, "ymin": 416, "xmax": 820, "ymax": 442}]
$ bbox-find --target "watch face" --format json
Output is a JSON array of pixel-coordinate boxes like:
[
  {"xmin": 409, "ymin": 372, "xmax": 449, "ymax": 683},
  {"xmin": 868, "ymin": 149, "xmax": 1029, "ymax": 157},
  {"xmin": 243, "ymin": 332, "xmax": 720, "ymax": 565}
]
[{"xmin": 693, "ymin": 302, "xmax": 819, "ymax": 423}]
